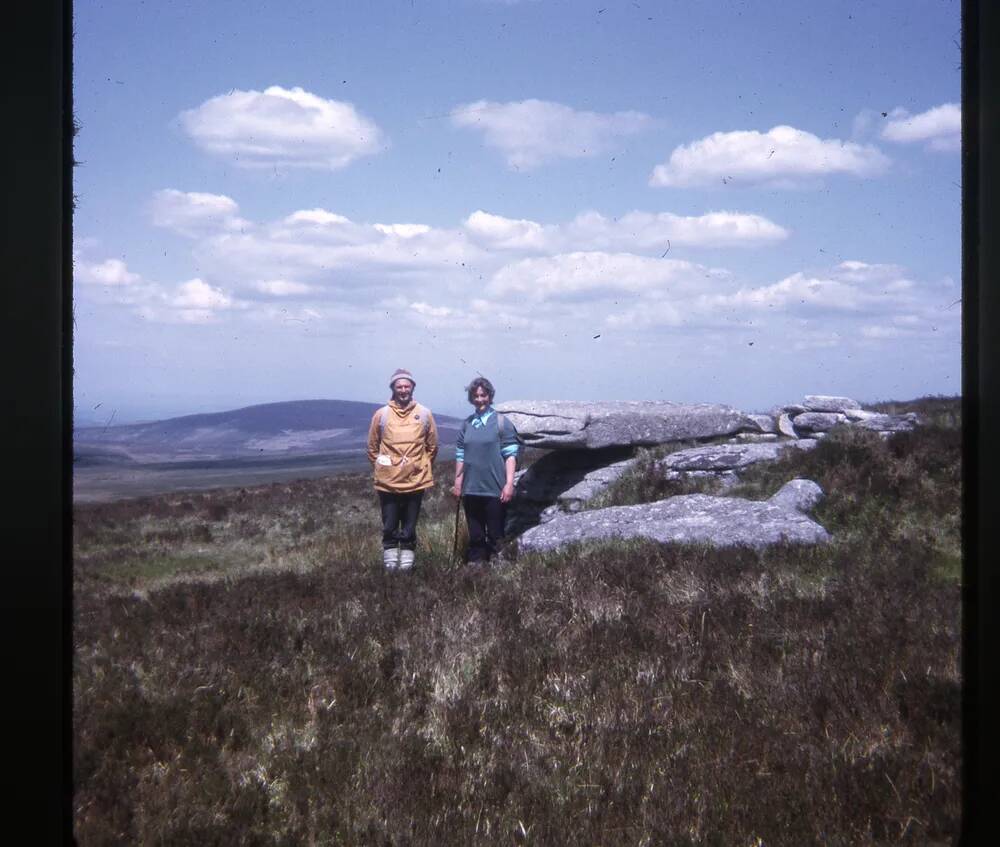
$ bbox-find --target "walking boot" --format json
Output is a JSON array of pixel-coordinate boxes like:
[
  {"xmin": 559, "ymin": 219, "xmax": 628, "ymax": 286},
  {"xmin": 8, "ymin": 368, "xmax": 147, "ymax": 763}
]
[
  {"xmin": 399, "ymin": 548, "xmax": 415, "ymax": 569},
  {"xmin": 382, "ymin": 547, "xmax": 400, "ymax": 569}
]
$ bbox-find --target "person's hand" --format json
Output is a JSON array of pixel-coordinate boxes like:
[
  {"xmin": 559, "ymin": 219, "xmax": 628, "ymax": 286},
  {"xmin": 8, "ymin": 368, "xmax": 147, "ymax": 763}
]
[
  {"xmin": 451, "ymin": 482, "xmax": 462, "ymax": 498},
  {"xmin": 500, "ymin": 482, "xmax": 515, "ymax": 503}
]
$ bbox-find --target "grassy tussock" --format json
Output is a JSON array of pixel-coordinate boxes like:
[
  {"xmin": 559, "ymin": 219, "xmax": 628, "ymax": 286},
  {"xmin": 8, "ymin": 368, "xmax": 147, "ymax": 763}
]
[{"xmin": 73, "ymin": 397, "xmax": 961, "ymax": 845}]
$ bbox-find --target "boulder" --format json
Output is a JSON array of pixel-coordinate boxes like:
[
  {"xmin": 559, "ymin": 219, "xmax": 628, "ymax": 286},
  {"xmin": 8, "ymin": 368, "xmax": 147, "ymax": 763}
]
[
  {"xmin": 660, "ymin": 469, "xmax": 741, "ymax": 489},
  {"xmin": 803, "ymin": 394, "xmax": 861, "ymax": 413},
  {"xmin": 556, "ymin": 458, "xmax": 640, "ymax": 510},
  {"xmin": 517, "ymin": 479, "xmax": 830, "ymax": 553},
  {"xmin": 494, "ymin": 400, "xmax": 755, "ymax": 450},
  {"xmin": 538, "ymin": 505, "xmax": 562, "ymax": 524},
  {"xmin": 767, "ymin": 478, "xmax": 826, "ymax": 512},
  {"xmin": 747, "ymin": 414, "xmax": 777, "ymax": 434},
  {"xmin": 792, "ymin": 412, "xmax": 848, "ymax": 433},
  {"xmin": 777, "ymin": 413, "xmax": 798, "ymax": 438},
  {"xmin": 852, "ymin": 412, "xmax": 918, "ymax": 433},
  {"xmin": 830, "ymin": 407, "xmax": 916, "ymax": 432},
  {"xmin": 655, "ymin": 440, "xmax": 817, "ymax": 474}
]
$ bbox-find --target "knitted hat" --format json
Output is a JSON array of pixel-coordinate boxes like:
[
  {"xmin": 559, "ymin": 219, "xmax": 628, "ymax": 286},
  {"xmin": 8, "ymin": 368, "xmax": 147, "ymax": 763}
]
[{"xmin": 389, "ymin": 368, "xmax": 415, "ymax": 388}]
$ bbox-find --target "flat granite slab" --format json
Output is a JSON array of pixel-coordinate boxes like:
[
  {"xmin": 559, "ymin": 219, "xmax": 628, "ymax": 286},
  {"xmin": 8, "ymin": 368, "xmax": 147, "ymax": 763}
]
[
  {"xmin": 656, "ymin": 439, "xmax": 817, "ymax": 473},
  {"xmin": 517, "ymin": 479, "xmax": 830, "ymax": 553},
  {"xmin": 494, "ymin": 400, "xmax": 755, "ymax": 450}
]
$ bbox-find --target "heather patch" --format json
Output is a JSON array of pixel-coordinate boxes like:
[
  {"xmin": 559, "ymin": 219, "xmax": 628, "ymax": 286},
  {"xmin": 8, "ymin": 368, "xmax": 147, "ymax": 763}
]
[{"xmin": 74, "ymin": 397, "xmax": 961, "ymax": 844}]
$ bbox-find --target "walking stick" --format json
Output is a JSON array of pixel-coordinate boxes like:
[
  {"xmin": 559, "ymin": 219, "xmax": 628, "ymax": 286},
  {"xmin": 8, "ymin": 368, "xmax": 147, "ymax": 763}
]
[{"xmin": 451, "ymin": 494, "xmax": 462, "ymax": 565}]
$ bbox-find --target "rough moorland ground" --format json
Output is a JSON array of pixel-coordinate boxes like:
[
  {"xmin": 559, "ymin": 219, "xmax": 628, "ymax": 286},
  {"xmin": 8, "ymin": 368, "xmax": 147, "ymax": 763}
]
[{"xmin": 73, "ymin": 397, "xmax": 961, "ymax": 845}]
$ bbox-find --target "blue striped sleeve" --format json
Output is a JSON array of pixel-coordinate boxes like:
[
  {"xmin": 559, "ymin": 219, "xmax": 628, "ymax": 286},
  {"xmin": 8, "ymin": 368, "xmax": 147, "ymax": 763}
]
[{"xmin": 455, "ymin": 447, "xmax": 465, "ymax": 462}]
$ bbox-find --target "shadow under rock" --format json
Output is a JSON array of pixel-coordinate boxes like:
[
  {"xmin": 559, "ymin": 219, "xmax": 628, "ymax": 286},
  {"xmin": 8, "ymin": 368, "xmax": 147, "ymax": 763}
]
[{"xmin": 505, "ymin": 446, "xmax": 637, "ymax": 537}]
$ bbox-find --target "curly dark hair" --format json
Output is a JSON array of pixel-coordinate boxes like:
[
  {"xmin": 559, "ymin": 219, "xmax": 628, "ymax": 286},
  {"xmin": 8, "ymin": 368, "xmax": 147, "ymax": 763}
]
[{"xmin": 465, "ymin": 376, "xmax": 495, "ymax": 404}]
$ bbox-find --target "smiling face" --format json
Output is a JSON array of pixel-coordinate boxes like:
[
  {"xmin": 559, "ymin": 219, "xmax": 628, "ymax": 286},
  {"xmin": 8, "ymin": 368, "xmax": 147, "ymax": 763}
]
[
  {"xmin": 471, "ymin": 385, "xmax": 491, "ymax": 413},
  {"xmin": 391, "ymin": 379, "xmax": 414, "ymax": 406}
]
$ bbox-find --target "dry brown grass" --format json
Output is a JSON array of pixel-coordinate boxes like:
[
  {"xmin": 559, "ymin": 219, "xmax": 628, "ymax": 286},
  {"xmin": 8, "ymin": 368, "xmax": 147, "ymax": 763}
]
[{"xmin": 73, "ymin": 398, "xmax": 961, "ymax": 845}]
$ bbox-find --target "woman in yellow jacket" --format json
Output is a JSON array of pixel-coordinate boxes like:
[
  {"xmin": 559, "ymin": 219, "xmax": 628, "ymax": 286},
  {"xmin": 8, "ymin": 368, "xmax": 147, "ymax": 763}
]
[{"xmin": 366, "ymin": 369, "xmax": 439, "ymax": 569}]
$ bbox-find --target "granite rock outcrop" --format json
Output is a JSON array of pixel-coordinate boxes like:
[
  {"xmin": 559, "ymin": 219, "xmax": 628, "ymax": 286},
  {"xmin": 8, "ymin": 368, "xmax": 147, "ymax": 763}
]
[
  {"xmin": 502, "ymin": 394, "xmax": 920, "ymax": 549},
  {"xmin": 517, "ymin": 479, "xmax": 830, "ymax": 554}
]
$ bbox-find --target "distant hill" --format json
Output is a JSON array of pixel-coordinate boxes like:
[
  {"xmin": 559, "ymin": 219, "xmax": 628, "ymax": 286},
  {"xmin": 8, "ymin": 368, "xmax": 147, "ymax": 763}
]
[{"xmin": 74, "ymin": 399, "xmax": 462, "ymax": 465}]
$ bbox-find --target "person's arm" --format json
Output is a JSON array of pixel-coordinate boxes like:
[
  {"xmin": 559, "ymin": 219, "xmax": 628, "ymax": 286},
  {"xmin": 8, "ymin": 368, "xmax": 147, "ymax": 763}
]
[
  {"xmin": 426, "ymin": 412, "xmax": 439, "ymax": 463},
  {"xmin": 499, "ymin": 417, "xmax": 519, "ymax": 503},
  {"xmin": 366, "ymin": 410, "xmax": 382, "ymax": 465},
  {"xmin": 500, "ymin": 455, "xmax": 516, "ymax": 503},
  {"xmin": 451, "ymin": 421, "xmax": 465, "ymax": 497}
]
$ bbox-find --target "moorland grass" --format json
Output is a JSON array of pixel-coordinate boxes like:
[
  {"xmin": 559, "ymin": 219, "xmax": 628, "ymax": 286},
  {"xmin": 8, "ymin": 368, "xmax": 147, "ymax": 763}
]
[{"xmin": 73, "ymin": 397, "xmax": 961, "ymax": 845}]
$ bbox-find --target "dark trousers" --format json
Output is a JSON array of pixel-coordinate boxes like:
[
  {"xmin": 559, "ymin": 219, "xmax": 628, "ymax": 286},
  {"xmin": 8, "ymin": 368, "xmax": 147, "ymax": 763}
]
[
  {"xmin": 463, "ymin": 495, "xmax": 507, "ymax": 562},
  {"xmin": 378, "ymin": 490, "xmax": 424, "ymax": 550}
]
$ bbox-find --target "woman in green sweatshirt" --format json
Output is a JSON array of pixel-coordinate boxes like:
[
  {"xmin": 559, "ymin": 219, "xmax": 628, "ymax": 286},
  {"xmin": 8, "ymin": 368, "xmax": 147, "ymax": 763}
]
[{"xmin": 450, "ymin": 377, "xmax": 520, "ymax": 564}]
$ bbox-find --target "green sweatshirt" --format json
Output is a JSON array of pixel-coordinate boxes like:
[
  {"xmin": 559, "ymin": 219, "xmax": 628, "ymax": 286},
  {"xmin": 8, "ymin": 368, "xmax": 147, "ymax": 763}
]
[{"xmin": 456, "ymin": 411, "xmax": 519, "ymax": 497}]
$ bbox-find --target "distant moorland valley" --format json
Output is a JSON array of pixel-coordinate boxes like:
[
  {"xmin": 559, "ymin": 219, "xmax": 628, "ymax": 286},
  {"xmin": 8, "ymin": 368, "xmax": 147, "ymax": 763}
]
[
  {"xmin": 73, "ymin": 395, "xmax": 961, "ymax": 844},
  {"xmin": 73, "ymin": 399, "xmax": 462, "ymax": 502}
]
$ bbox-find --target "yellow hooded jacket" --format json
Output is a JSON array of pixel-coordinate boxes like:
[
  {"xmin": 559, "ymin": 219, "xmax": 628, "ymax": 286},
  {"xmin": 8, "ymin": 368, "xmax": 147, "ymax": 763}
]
[{"xmin": 366, "ymin": 400, "xmax": 439, "ymax": 493}]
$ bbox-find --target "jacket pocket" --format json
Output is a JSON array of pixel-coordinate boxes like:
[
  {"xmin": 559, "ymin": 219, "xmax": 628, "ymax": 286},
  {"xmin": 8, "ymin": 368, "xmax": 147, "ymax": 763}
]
[
  {"xmin": 373, "ymin": 457, "xmax": 397, "ymax": 488},
  {"xmin": 375, "ymin": 456, "xmax": 423, "ymax": 489}
]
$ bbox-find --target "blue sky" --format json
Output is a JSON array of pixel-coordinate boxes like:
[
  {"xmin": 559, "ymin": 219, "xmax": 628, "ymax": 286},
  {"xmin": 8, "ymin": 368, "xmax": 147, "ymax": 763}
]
[{"xmin": 73, "ymin": 0, "xmax": 961, "ymax": 422}]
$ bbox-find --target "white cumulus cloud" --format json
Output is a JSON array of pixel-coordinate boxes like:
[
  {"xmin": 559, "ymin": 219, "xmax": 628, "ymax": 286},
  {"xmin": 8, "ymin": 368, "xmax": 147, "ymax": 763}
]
[
  {"xmin": 489, "ymin": 252, "xmax": 704, "ymax": 300},
  {"xmin": 600, "ymin": 257, "xmax": 951, "ymax": 338},
  {"xmin": 882, "ymin": 103, "xmax": 960, "ymax": 151},
  {"xmin": 605, "ymin": 300, "xmax": 685, "ymax": 328},
  {"xmin": 721, "ymin": 272, "xmax": 866, "ymax": 312},
  {"xmin": 451, "ymin": 99, "xmax": 650, "ymax": 169},
  {"xmin": 650, "ymin": 125, "xmax": 890, "ymax": 188},
  {"xmin": 178, "ymin": 85, "xmax": 386, "ymax": 169},
  {"xmin": 151, "ymin": 189, "xmax": 247, "ymax": 236},
  {"xmin": 253, "ymin": 280, "xmax": 314, "ymax": 296},
  {"xmin": 464, "ymin": 210, "xmax": 549, "ymax": 250},
  {"xmin": 464, "ymin": 208, "xmax": 787, "ymax": 253},
  {"xmin": 75, "ymin": 257, "xmax": 140, "ymax": 286},
  {"xmin": 565, "ymin": 210, "xmax": 789, "ymax": 249},
  {"xmin": 170, "ymin": 278, "xmax": 234, "ymax": 310},
  {"xmin": 285, "ymin": 209, "xmax": 352, "ymax": 226},
  {"xmin": 373, "ymin": 223, "xmax": 433, "ymax": 238},
  {"xmin": 707, "ymin": 260, "xmax": 921, "ymax": 318},
  {"xmin": 832, "ymin": 260, "xmax": 908, "ymax": 284}
]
